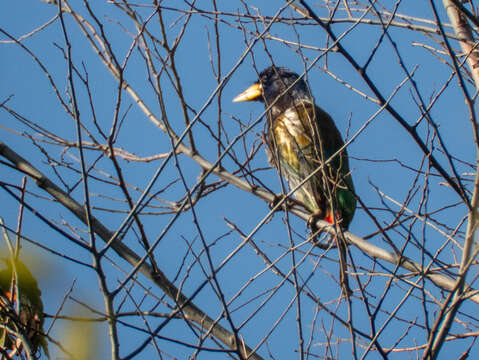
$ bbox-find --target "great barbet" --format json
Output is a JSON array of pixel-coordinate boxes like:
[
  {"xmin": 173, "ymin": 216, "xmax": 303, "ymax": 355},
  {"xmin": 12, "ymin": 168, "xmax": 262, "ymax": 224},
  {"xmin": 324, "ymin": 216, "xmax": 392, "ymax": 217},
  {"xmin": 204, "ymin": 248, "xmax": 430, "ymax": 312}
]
[{"xmin": 233, "ymin": 66, "xmax": 356, "ymax": 231}]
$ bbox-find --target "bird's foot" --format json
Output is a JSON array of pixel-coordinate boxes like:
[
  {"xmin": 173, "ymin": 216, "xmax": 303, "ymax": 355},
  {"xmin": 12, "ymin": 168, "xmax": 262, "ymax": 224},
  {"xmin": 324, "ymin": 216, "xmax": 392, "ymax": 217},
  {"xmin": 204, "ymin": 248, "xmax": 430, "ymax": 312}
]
[
  {"xmin": 308, "ymin": 212, "xmax": 338, "ymax": 249},
  {"xmin": 269, "ymin": 194, "xmax": 288, "ymax": 212},
  {"xmin": 307, "ymin": 212, "xmax": 322, "ymax": 235},
  {"xmin": 308, "ymin": 212, "xmax": 328, "ymax": 249}
]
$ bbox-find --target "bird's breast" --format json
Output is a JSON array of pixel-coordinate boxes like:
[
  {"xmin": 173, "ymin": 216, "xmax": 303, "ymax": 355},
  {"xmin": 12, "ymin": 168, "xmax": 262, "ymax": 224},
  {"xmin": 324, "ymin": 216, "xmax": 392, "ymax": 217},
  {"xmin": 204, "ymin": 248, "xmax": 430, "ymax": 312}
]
[{"xmin": 272, "ymin": 107, "xmax": 313, "ymax": 170}]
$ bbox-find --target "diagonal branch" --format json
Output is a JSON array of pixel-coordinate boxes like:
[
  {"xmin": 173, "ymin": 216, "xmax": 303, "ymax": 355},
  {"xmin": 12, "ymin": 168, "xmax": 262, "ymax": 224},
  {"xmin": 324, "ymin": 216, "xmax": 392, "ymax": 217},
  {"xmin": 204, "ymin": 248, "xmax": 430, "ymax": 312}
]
[{"xmin": 0, "ymin": 141, "xmax": 263, "ymax": 360}]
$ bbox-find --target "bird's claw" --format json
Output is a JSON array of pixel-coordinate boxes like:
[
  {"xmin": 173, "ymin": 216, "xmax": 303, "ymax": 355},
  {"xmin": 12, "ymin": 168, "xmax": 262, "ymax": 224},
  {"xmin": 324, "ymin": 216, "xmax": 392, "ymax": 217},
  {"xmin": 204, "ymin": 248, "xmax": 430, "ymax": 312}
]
[
  {"xmin": 269, "ymin": 194, "xmax": 287, "ymax": 212},
  {"xmin": 308, "ymin": 212, "xmax": 337, "ymax": 249},
  {"xmin": 307, "ymin": 212, "xmax": 322, "ymax": 235}
]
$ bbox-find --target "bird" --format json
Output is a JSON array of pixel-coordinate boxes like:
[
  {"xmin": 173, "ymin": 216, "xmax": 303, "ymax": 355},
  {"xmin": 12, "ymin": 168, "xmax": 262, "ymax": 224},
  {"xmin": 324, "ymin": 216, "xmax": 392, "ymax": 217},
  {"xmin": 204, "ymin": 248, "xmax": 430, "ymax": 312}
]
[
  {"xmin": 0, "ymin": 258, "xmax": 49, "ymax": 358},
  {"xmin": 233, "ymin": 66, "xmax": 356, "ymax": 294},
  {"xmin": 233, "ymin": 66, "xmax": 356, "ymax": 233}
]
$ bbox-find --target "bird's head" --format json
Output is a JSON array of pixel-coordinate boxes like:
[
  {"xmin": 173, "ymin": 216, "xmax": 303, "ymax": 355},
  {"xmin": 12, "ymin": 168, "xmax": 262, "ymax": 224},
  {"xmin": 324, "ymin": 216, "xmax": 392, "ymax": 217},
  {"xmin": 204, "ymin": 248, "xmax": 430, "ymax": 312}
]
[{"xmin": 233, "ymin": 66, "xmax": 311, "ymax": 114}]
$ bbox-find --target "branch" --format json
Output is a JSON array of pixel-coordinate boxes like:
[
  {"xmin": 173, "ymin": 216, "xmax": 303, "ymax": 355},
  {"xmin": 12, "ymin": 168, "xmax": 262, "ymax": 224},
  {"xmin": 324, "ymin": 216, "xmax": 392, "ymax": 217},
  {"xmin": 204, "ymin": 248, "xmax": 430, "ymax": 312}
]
[
  {"xmin": 0, "ymin": 141, "xmax": 263, "ymax": 360},
  {"xmin": 443, "ymin": 0, "xmax": 479, "ymax": 86},
  {"xmin": 422, "ymin": 0, "xmax": 479, "ymax": 357}
]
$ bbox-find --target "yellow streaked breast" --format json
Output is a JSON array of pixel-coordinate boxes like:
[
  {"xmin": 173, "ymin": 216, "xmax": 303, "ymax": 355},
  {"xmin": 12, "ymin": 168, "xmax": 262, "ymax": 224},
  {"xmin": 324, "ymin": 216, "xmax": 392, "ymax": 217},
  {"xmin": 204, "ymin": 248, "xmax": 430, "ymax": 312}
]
[{"xmin": 274, "ymin": 120, "xmax": 302, "ymax": 169}]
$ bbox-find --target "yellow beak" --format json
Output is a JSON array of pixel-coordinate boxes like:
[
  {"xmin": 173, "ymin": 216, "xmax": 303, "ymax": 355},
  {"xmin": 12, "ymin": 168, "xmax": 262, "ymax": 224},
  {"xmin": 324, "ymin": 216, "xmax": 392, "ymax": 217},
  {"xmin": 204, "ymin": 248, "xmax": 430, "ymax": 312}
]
[{"xmin": 232, "ymin": 83, "xmax": 263, "ymax": 102}]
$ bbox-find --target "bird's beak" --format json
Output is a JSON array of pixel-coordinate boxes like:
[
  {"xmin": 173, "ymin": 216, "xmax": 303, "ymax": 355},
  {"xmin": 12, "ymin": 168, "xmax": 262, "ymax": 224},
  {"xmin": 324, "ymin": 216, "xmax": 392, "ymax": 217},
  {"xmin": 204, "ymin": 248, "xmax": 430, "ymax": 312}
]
[{"xmin": 232, "ymin": 83, "xmax": 263, "ymax": 102}]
